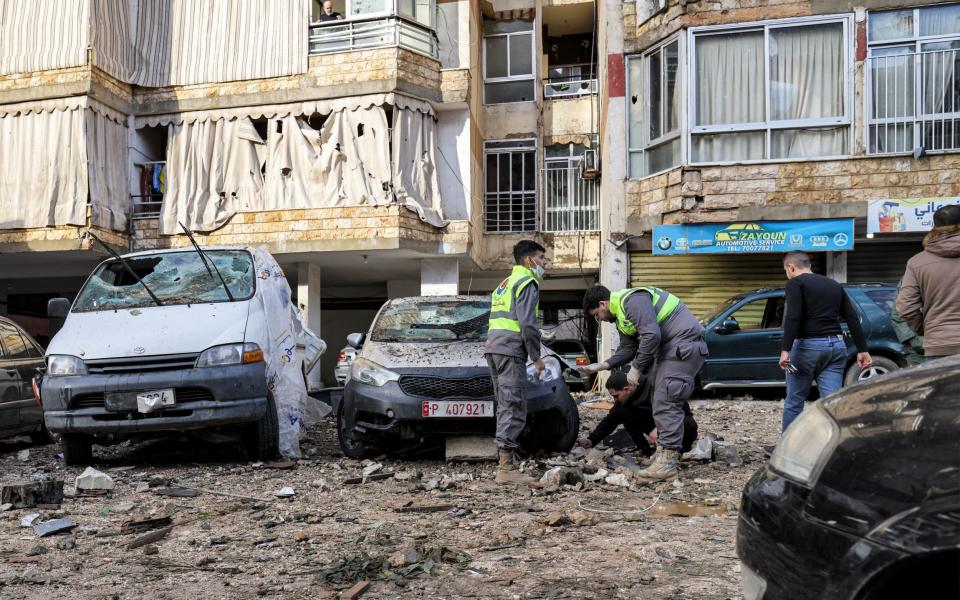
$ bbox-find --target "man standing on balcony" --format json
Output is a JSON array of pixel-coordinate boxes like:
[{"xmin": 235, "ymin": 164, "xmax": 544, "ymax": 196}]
[
  {"xmin": 317, "ymin": 1, "xmax": 343, "ymax": 22},
  {"xmin": 485, "ymin": 240, "xmax": 549, "ymax": 485},
  {"xmin": 578, "ymin": 285, "xmax": 707, "ymax": 481}
]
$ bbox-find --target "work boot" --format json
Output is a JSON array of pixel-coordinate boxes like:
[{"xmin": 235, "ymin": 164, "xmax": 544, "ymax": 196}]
[
  {"xmin": 635, "ymin": 447, "xmax": 680, "ymax": 480},
  {"xmin": 495, "ymin": 450, "xmax": 534, "ymax": 485}
]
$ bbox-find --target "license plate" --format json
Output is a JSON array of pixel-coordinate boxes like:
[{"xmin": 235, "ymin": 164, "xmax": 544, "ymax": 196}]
[
  {"xmin": 136, "ymin": 389, "xmax": 175, "ymax": 414},
  {"xmin": 422, "ymin": 401, "xmax": 494, "ymax": 418}
]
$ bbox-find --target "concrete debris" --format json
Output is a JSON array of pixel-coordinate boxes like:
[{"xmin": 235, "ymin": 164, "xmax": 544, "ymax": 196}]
[
  {"xmin": 142, "ymin": 544, "xmax": 160, "ymax": 555},
  {"xmin": 27, "ymin": 544, "xmax": 47, "ymax": 556},
  {"xmin": 56, "ymin": 536, "xmax": 77, "ymax": 550},
  {"xmin": 153, "ymin": 487, "xmax": 200, "ymax": 498},
  {"xmin": 568, "ymin": 511, "xmax": 601, "ymax": 527},
  {"xmin": 311, "ymin": 477, "xmax": 336, "ymax": 491},
  {"xmin": 683, "ymin": 433, "xmax": 716, "ymax": 461},
  {"xmin": 361, "ymin": 463, "xmax": 383, "ymax": 477},
  {"xmin": 272, "ymin": 487, "xmax": 296, "ymax": 498},
  {"xmin": 712, "ymin": 441, "xmax": 742, "ymax": 466},
  {"xmin": 393, "ymin": 470, "xmax": 420, "ymax": 481},
  {"xmin": 389, "ymin": 547, "xmax": 422, "ymax": 568},
  {"xmin": 17, "ymin": 449, "xmax": 30, "ymax": 462},
  {"xmin": 583, "ymin": 468, "xmax": 609, "ymax": 482},
  {"xmin": 1, "ymin": 479, "xmax": 64, "ymax": 508},
  {"xmin": 21, "ymin": 513, "xmax": 41, "ymax": 528},
  {"xmin": 0, "ymin": 503, "xmax": 12, "ymax": 512},
  {"xmin": 538, "ymin": 467, "xmax": 585, "ymax": 488},
  {"xmin": 545, "ymin": 511, "xmax": 571, "ymax": 527},
  {"xmin": 445, "ymin": 436, "xmax": 498, "ymax": 461},
  {"xmin": 75, "ymin": 468, "xmax": 115, "ymax": 492},
  {"xmin": 604, "ymin": 473, "xmax": 631, "ymax": 488}
]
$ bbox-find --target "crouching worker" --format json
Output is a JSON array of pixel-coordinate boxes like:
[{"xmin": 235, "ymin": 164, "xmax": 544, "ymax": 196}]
[
  {"xmin": 577, "ymin": 372, "xmax": 698, "ymax": 456},
  {"xmin": 578, "ymin": 285, "xmax": 707, "ymax": 480}
]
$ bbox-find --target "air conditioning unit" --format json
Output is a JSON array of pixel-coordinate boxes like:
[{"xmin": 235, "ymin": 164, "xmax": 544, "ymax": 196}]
[{"xmin": 581, "ymin": 149, "xmax": 599, "ymax": 179}]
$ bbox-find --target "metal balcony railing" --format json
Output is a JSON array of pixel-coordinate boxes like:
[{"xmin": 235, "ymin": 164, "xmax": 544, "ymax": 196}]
[
  {"xmin": 542, "ymin": 166, "xmax": 599, "ymax": 232},
  {"xmin": 309, "ymin": 16, "xmax": 438, "ymax": 58},
  {"xmin": 130, "ymin": 194, "xmax": 162, "ymax": 219},
  {"xmin": 868, "ymin": 47, "xmax": 960, "ymax": 154},
  {"xmin": 543, "ymin": 78, "xmax": 598, "ymax": 99}
]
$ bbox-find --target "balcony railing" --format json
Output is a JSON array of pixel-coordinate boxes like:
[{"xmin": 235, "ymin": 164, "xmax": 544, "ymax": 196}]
[
  {"xmin": 131, "ymin": 194, "xmax": 162, "ymax": 219},
  {"xmin": 544, "ymin": 78, "xmax": 598, "ymax": 99},
  {"xmin": 868, "ymin": 47, "xmax": 960, "ymax": 155},
  {"xmin": 542, "ymin": 166, "xmax": 599, "ymax": 232},
  {"xmin": 309, "ymin": 16, "xmax": 438, "ymax": 58}
]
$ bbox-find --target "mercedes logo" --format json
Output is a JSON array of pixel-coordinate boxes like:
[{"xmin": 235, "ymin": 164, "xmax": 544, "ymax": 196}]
[
  {"xmin": 133, "ymin": 346, "xmax": 145, "ymax": 354},
  {"xmin": 833, "ymin": 233, "xmax": 849, "ymax": 246}
]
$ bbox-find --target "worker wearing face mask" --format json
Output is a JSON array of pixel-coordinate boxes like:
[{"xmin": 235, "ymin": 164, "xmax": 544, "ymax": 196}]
[
  {"xmin": 485, "ymin": 240, "xmax": 549, "ymax": 485},
  {"xmin": 578, "ymin": 285, "xmax": 707, "ymax": 481}
]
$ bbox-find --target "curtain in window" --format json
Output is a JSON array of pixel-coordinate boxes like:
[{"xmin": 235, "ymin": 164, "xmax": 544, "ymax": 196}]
[
  {"xmin": 693, "ymin": 31, "xmax": 765, "ymax": 162},
  {"xmin": 769, "ymin": 23, "xmax": 846, "ymax": 158},
  {"xmin": 870, "ymin": 47, "xmax": 914, "ymax": 153}
]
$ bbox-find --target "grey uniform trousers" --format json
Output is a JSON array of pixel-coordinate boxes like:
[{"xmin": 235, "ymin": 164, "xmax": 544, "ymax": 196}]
[
  {"xmin": 652, "ymin": 339, "xmax": 707, "ymax": 451},
  {"xmin": 486, "ymin": 353, "xmax": 527, "ymax": 451}
]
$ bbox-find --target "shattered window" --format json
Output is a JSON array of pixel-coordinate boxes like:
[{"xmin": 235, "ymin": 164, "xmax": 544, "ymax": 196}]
[
  {"xmin": 371, "ymin": 301, "xmax": 490, "ymax": 342},
  {"xmin": 73, "ymin": 250, "xmax": 255, "ymax": 312}
]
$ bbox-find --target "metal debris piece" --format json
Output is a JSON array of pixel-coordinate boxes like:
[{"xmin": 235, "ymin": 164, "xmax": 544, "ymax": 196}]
[
  {"xmin": 127, "ymin": 525, "xmax": 174, "ymax": 550},
  {"xmin": 121, "ymin": 516, "xmax": 173, "ymax": 534},
  {"xmin": 153, "ymin": 487, "xmax": 201, "ymax": 498},
  {"xmin": 34, "ymin": 518, "xmax": 78, "ymax": 537}
]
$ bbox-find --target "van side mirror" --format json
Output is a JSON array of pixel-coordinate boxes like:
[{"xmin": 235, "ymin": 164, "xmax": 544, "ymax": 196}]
[
  {"xmin": 47, "ymin": 298, "xmax": 71, "ymax": 338},
  {"xmin": 346, "ymin": 333, "xmax": 366, "ymax": 349},
  {"xmin": 714, "ymin": 318, "xmax": 740, "ymax": 334}
]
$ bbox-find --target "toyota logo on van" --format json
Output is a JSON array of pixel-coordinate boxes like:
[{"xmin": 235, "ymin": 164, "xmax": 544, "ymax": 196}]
[{"xmin": 133, "ymin": 346, "xmax": 145, "ymax": 354}]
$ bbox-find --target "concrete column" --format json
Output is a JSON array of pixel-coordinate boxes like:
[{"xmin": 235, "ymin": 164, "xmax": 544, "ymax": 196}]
[
  {"xmin": 827, "ymin": 252, "xmax": 848, "ymax": 283},
  {"xmin": 297, "ymin": 263, "xmax": 322, "ymax": 334},
  {"xmin": 421, "ymin": 258, "xmax": 460, "ymax": 296}
]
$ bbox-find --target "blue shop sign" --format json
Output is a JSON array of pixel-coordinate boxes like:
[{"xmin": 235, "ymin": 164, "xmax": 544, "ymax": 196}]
[{"xmin": 652, "ymin": 219, "xmax": 855, "ymax": 255}]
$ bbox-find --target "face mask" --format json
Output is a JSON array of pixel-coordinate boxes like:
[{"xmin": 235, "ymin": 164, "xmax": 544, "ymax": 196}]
[{"xmin": 533, "ymin": 262, "xmax": 545, "ymax": 279}]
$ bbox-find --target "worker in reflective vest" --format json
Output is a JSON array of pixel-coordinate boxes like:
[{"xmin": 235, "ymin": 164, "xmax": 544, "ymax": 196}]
[
  {"xmin": 579, "ymin": 285, "xmax": 708, "ymax": 481},
  {"xmin": 485, "ymin": 240, "xmax": 549, "ymax": 486}
]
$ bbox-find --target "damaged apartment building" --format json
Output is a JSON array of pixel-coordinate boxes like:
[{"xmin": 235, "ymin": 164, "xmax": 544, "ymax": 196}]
[
  {"xmin": 0, "ymin": 0, "xmax": 604, "ymax": 383},
  {"xmin": 598, "ymin": 0, "xmax": 960, "ymax": 324}
]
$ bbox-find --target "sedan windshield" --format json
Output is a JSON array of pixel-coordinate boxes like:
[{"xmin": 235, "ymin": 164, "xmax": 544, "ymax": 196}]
[
  {"xmin": 371, "ymin": 301, "xmax": 490, "ymax": 342},
  {"xmin": 73, "ymin": 250, "xmax": 255, "ymax": 312}
]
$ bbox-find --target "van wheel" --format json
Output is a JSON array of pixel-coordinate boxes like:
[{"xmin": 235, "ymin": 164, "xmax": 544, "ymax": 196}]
[
  {"xmin": 247, "ymin": 393, "xmax": 279, "ymax": 461},
  {"xmin": 549, "ymin": 392, "xmax": 580, "ymax": 453},
  {"xmin": 844, "ymin": 356, "xmax": 899, "ymax": 386},
  {"xmin": 61, "ymin": 434, "xmax": 93, "ymax": 466},
  {"xmin": 522, "ymin": 391, "xmax": 580, "ymax": 454},
  {"xmin": 337, "ymin": 399, "xmax": 371, "ymax": 459}
]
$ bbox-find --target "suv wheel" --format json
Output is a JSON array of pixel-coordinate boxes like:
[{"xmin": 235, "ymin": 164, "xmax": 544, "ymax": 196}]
[
  {"xmin": 61, "ymin": 434, "xmax": 93, "ymax": 466},
  {"xmin": 522, "ymin": 391, "xmax": 580, "ymax": 454},
  {"xmin": 844, "ymin": 356, "xmax": 899, "ymax": 386},
  {"xmin": 337, "ymin": 399, "xmax": 372, "ymax": 459},
  {"xmin": 246, "ymin": 393, "xmax": 279, "ymax": 461}
]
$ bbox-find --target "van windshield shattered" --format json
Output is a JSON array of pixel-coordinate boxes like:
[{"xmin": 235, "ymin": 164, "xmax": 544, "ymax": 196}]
[
  {"xmin": 371, "ymin": 301, "xmax": 490, "ymax": 342},
  {"xmin": 72, "ymin": 250, "xmax": 255, "ymax": 312}
]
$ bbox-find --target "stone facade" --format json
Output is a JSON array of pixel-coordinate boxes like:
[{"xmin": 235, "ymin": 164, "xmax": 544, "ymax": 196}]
[
  {"xmin": 440, "ymin": 68, "xmax": 470, "ymax": 104},
  {"xmin": 0, "ymin": 206, "xmax": 127, "ymax": 252},
  {"xmin": 471, "ymin": 231, "xmax": 601, "ymax": 271},
  {"xmin": 132, "ymin": 206, "xmax": 469, "ymax": 254}
]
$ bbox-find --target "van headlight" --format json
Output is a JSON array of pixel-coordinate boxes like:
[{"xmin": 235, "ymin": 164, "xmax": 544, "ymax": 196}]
[
  {"xmin": 527, "ymin": 356, "xmax": 562, "ymax": 384},
  {"xmin": 351, "ymin": 358, "xmax": 400, "ymax": 387},
  {"xmin": 769, "ymin": 402, "xmax": 840, "ymax": 485},
  {"xmin": 47, "ymin": 355, "xmax": 88, "ymax": 376},
  {"xmin": 196, "ymin": 343, "xmax": 264, "ymax": 367}
]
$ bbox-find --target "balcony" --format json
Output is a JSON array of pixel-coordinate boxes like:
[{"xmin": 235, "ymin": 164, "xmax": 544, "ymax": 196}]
[
  {"xmin": 542, "ymin": 165, "xmax": 599, "ymax": 232},
  {"xmin": 868, "ymin": 47, "xmax": 960, "ymax": 155},
  {"xmin": 543, "ymin": 64, "xmax": 597, "ymax": 99},
  {"xmin": 309, "ymin": 16, "xmax": 438, "ymax": 58}
]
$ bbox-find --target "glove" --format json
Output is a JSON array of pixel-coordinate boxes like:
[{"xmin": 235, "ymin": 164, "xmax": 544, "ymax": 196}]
[
  {"xmin": 627, "ymin": 366, "xmax": 642, "ymax": 386},
  {"xmin": 577, "ymin": 361, "xmax": 609, "ymax": 375}
]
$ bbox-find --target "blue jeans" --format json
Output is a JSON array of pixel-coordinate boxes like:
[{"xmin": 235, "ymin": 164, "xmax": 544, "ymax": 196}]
[{"xmin": 782, "ymin": 336, "xmax": 846, "ymax": 432}]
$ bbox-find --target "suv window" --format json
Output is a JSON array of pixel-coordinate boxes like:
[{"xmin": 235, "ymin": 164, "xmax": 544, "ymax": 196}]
[
  {"xmin": 729, "ymin": 297, "xmax": 784, "ymax": 331},
  {"xmin": 864, "ymin": 289, "xmax": 896, "ymax": 317},
  {"xmin": 0, "ymin": 325, "xmax": 30, "ymax": 359},
  {"xmin": 548, "ymin": 340, "xmax": 585, "ymax": 354}
]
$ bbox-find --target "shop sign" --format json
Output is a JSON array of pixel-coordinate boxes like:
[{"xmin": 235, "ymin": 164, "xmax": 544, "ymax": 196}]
[
  {"xmin": 652, "ymin": 219, "xmax": 855, "ymax": 255},
  {"xmin": 867, "ymin": 197, "xmax": 960, "ymax": 233}
]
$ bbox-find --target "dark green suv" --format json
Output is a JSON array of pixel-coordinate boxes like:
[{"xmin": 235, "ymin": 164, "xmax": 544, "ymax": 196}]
[{"xmin": 698, "ymin": 284, "xmax": 907, "ymax": 391}]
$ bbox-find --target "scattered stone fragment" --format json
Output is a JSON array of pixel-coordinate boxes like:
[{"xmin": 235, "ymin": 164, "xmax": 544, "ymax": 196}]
[
  {"xmin": 56, "ymin": 536, "xmax": 77, "ymax": 550},
  {"xmin": 75, "ymin": 467, "xmax": 114, "ymax": 492},
  {"xmin": 0, "ymin": 502, "xmax": 12, "ymax": 511},
  {"xmin": 393, "ymin": 470, "xmax": 420, "ymax": 482},
  {"xmin": 18, "ymin": 449, "xmax": 30, "ymax": 462},
  {"xmin": 21, "ymin": 513, "xmax": 41, "ymax": 527},
  {"xmin": 683, "ymin": 433, "xmax": 717, "ymax": 461},
  {"xmin": 604, "ymin": 473, "xmax": 630, "ymax": 488},
  {"xmin": 27, "ymin": 544, "xmax": 47, "ymax": 556},
  {"xmin": 273, "ymin": 487, "xmax": 296, "ymax": 498},
  {"xmin": 361, "ymin": 463, "xmax": 383, "ymax": 477},
  {"xmin": 142, "ymin": 544, "xmax": 159, "ymax": 555},
  {"xmin": 712, "ymin": 441, "xmax": 742, "ymax": 466},
  {"xmin": 568, "ymin": 511, "xmax": 600, "ymax": 527},
  {"xmin": 583, "ymin": 468, "xmax": 609, "ymax": 482},
  {"xmin": 153, "ymin": 487, "xmax": 200, "ymax": 498},
  {"xmin": 388, "ymin": 547, "xmax": 422, "ymax": 568},
  {"xmin": 546, "ymin": 511, "xmax": 571, "ymax": 527},
  {"xmin": 539, "ymin": 467, "xmax": 584, "ymax": 488}
]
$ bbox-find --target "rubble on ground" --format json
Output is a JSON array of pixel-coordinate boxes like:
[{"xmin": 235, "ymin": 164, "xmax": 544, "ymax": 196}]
[{"xmin": 0, "ymin": 397, "xmax": 781, "ymax": 598}]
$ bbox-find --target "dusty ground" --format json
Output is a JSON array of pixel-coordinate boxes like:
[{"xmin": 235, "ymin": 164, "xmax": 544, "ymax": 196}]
[{"xmin": 0, "ymin": 396, "xmax": 783, "ymax": 600}]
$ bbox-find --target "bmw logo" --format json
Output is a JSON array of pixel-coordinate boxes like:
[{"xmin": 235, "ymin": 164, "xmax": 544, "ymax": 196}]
[{"xmin": 657, "ymin": 237, "xmax": 673, "ymax": 251}]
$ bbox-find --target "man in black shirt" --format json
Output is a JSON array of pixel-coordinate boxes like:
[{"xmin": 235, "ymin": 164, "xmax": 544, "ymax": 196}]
[
  {"xmin": 780, "ymin": 252, "xmax": 872, "ymax": 432},
  {"xmin": 577, "ymin": 372, "xmax": 698, "ymax": 456}
]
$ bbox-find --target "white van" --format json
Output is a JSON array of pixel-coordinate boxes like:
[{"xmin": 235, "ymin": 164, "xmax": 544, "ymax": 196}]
[{"xmin": 41, "ymin": 246, "xmax": 324, "ymax": 464}]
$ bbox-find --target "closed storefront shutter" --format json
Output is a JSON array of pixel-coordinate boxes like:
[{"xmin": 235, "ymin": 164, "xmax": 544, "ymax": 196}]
[
  {"xmin": 629, "ymin": 253, "xmax": 822, "ymax": 319},
  {"xmin": 847, "ymin": 241, "xmax": 920, "ymax": 285}
]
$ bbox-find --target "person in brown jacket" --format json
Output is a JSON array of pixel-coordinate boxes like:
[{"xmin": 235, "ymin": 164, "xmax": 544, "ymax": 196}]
[{"xmin": 896, "ymin": 204, "xmax": 960, "ymax": 358}]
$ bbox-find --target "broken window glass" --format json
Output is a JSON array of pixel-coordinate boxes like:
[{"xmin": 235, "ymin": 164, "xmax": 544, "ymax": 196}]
[
  {"xmin": 371, "ymin": 300, "xmax": 490, "ymax": 342},
  {"xmin": 72, "ymin": 250, "xmax": 255, "ymax": 312}
]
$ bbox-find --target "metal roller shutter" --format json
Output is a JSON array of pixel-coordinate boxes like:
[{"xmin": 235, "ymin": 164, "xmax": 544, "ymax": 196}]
[
  {"xmin": 629, "ymin": 253, "xmax": 822, "ymax": 319},
  {"xmin": 847, "ymin": 242, "xmax": 920, "ymax": 285}
]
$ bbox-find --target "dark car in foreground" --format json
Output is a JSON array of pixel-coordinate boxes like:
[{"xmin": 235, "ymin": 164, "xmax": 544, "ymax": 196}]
[
  {"xmin": 737, "ymin": 355, "xmax": 960, "ymax": 600},
  {"xmin": 337, "ymin": 296, "xmax": 579, "ymax": 458},
  {"xmin": 0, "ymin": 317, "xmax": 48, "ymax": 443},
  {"xmin": 699, "ymin": 284, "xmax": 906, "ymax": 390}
]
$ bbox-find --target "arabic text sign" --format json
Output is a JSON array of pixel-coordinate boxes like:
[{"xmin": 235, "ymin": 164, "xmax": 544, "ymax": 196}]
[
  {"xmin": 867, "ymin": 197, "xmax": 960, "ymax": 233},
  {"xmin": 652, "ymin": 219, "xmax": 855, "ymax": 255}
]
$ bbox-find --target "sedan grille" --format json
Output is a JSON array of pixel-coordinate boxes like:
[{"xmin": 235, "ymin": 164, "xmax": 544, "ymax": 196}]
[{"xmin": 398, "ymin": 375, "xmax": 494, "ymax": 399}]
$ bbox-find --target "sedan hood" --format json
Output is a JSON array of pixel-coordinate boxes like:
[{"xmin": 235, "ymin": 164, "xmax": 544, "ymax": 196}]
[
  {"xmin": 47, "ymin": 302, "xmax": 250, "ymax": 360},
  {"xmin": 362, "ymin": 339, "xmax": 488, "ymax": 369}
]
